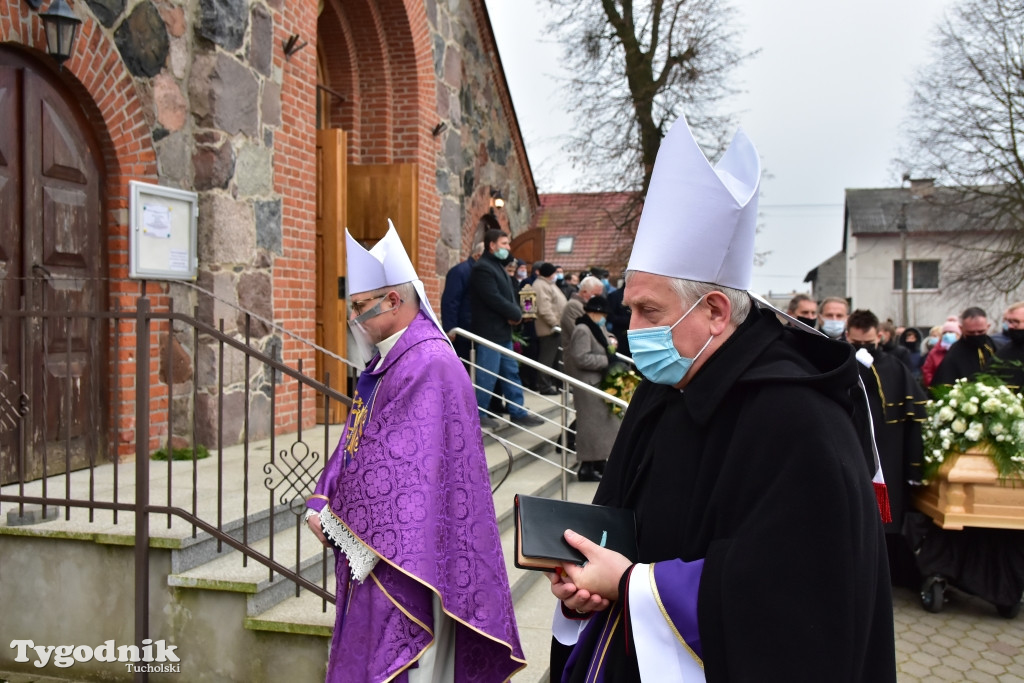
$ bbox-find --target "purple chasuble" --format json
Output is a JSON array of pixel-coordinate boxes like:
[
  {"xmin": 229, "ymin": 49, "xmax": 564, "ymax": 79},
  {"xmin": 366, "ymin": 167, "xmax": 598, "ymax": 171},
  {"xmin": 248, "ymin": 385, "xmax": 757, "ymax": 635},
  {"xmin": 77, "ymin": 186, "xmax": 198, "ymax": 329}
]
[{"xmin": 310, "ymin": 312, "xmax": 524, "ymax": 682}]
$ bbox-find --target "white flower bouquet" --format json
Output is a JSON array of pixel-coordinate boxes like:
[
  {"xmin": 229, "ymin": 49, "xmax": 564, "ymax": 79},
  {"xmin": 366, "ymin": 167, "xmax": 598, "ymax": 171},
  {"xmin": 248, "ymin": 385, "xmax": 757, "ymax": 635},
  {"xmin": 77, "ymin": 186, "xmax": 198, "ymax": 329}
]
[{"xmin": 922, "ymin": 374, "xmax": 1024, "ymax": 481}]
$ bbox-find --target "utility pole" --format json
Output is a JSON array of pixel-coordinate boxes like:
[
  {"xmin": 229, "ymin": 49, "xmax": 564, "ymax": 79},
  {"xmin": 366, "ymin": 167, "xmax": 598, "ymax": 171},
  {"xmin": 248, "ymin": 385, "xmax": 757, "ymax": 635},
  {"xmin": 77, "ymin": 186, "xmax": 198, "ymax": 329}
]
[{"xmin": 898, "ymin": 202, "xmax": 909, "ymax": 327}]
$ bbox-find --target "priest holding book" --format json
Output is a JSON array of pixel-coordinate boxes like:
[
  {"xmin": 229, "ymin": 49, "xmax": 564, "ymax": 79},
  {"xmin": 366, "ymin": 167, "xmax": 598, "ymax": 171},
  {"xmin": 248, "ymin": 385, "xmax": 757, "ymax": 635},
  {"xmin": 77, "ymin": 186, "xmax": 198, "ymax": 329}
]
[{"xmin": 548, "ymin": 117, "xmax": 896, "ymax": 682}]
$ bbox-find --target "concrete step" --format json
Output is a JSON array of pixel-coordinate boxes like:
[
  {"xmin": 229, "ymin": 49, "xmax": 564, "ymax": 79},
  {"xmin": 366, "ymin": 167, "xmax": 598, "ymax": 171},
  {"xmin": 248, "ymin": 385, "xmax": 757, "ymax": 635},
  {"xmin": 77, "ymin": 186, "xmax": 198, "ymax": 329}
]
[
  {"xmin": 168, "ymin": 519, "xmax": 334, "ymax": 616},
  {"xmin": 508, "ymin": 479, "xmax": 599, "ymax": 682}
]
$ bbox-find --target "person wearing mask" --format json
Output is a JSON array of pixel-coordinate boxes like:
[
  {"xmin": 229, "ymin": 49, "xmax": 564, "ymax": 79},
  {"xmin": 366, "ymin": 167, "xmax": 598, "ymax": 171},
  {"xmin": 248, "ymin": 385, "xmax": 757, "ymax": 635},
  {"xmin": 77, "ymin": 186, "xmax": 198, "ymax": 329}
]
[
  {"xmin": 879, "ymin": 319, "xmax": 912, "ymax": 369},
  {"xmin": 469, "ymin": 229, "xmax": 544, "ymax": 428},
  {"xmin": 305, "ymin": 225, "xmax": 524, "ymax": 682},
  {"xmin": 440, "ymin": 241, "xmax": 484, "ymax": 367},
  {"xmin": 898, "ymin": 327, "xmax": 925, "ymax": 380},
  {"xmin": 847, "ymin": 310, "xmax": 927, "ymax": 589},
  {"xmin": 532, "ymin": 262, "xmax": 569, "ymax": 394},
  {"xmin": 561, "ymin": 276, "xmax": 606, "ymax": 356},
  {"xmin": 921, "ymin": 319, "xmax": 961, "ymax": 387},
  {"xmin": 931, "ymin": 307, "xmax": 997, "ymax": 387},
  {"xmin": 994, "ymin": 301, "xmax": 1024, "ymax": 390},
  {"xmin": 563, "ymin": 295, "xmax": 621, "ymax": 482},
  {"xmin": 514, "ymin": 261, "xmax": 530, "ymax": 288},
  {"xmin": 548, "ymin": 116, "xmax": 895, "ymax": 683},
  {"xmin": 818, "ymin": 296, "xmax": 849, "ymax": 340},
  {"xmin": 923, "ymin": 325, "xmax": 942, "ymax": 356},
  {"xmin": 786, "ymin": 293, "xmax": 818, "ymax": 329}
]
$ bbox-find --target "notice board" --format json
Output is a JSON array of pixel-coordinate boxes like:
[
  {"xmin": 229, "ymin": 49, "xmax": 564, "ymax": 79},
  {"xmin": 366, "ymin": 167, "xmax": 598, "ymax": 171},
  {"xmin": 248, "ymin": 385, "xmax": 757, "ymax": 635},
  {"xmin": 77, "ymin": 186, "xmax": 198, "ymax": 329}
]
[{"xmin": 129, "ymin": 181, "xmax": 199, "ymax": 280}]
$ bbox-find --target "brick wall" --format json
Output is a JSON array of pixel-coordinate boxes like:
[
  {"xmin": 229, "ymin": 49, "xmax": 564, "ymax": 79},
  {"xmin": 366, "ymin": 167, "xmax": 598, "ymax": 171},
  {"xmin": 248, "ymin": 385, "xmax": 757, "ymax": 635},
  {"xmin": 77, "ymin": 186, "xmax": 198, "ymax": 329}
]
[{"xmin": 1, "ymin": 0, "xmax": 319, "ymax": 459}]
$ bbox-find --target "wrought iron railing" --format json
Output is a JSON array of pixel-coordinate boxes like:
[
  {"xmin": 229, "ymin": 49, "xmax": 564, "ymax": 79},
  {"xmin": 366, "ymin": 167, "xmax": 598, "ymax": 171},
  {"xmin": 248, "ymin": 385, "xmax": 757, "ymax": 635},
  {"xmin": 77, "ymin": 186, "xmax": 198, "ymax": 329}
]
[{"xmin": 0, "ymin": 281, "xmax": 352, "ymax": 682}]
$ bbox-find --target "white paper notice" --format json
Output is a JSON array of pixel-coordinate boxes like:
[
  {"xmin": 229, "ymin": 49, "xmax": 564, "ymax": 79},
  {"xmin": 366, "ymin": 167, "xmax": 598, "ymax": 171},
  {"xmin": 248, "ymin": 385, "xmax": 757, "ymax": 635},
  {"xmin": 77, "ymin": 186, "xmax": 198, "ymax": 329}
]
[
  {"xmin": 168, "ymin": 249, "xmax": 189, "ymax": 272},
  {"xmin": 142, "ymin": 203, "xmax": 172, "ymax": 238}
]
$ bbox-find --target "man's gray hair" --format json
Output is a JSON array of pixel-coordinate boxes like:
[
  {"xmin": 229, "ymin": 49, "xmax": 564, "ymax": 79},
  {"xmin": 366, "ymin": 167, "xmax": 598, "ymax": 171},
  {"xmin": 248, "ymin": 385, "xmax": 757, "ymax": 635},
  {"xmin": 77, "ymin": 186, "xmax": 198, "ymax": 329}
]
[
  {"xmin": 624, "ymin": 271, "xmax": 750, "ymax": 325},
  {"xmin": 359, "ymin": 281, "xmax": 419, "ymax": 307},
  {"xmin": 579, "ymin": 276, "xmax": 603, "ymax": 295}
]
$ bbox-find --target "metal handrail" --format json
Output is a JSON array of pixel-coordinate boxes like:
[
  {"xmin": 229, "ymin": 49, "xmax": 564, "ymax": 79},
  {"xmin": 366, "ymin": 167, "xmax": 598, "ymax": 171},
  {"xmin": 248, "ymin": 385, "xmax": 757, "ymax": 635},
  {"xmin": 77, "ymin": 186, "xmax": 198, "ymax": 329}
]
[{"xmin": 449, "ymin": 327, "xmax": 629, "ymax": 410}]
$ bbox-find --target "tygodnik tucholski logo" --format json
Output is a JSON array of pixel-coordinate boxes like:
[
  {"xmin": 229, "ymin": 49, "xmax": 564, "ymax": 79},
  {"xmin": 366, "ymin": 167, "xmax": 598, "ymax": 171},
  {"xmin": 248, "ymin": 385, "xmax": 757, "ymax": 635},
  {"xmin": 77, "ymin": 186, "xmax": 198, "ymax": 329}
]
[{"xmin": 10, "ymin": 638, "xmax": 181, "ymax": 673}]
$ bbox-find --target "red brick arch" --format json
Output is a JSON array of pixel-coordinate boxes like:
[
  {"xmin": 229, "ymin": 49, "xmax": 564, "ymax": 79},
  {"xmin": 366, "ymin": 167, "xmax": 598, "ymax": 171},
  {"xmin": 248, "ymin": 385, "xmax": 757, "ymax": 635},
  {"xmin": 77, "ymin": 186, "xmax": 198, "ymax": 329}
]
[
  {"xmin": 0, "ymin": 0, "xmax": 158, "ymax": 291},
  {"xmin": 318, "ymin": 0, "xmax": 442, "ymax": 298}
]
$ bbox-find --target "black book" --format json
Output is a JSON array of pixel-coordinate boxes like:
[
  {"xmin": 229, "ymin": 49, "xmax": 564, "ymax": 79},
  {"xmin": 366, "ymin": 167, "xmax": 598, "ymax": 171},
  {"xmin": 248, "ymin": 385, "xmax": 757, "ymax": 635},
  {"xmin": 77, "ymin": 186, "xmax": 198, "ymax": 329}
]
[{"xmin": 513, "ymin": 494, "xmax": 638, "ymax": 571}]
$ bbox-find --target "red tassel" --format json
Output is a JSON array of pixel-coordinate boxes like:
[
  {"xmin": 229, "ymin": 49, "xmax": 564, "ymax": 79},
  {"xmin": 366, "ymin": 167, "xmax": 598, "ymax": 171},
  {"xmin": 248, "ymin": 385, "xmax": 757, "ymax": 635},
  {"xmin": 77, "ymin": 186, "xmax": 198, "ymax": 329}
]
[{"xmin": 873, "ymin": 482, "xmax": 892, "ymax": 524}]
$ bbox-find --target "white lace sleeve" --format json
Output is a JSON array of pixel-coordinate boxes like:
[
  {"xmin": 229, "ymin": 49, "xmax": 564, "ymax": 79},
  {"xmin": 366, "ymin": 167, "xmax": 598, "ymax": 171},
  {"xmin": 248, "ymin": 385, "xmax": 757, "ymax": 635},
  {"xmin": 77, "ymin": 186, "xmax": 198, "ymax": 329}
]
[{"xmin": 320, "ymin": 511, "xmax": 379, "ymax": 582}]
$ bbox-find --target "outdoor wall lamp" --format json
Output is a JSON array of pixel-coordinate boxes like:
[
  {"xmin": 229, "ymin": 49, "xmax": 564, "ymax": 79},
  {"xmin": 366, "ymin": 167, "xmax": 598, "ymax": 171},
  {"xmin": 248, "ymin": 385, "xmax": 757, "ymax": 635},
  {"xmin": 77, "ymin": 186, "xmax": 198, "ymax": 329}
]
[
  {"xmin": 490, "ymin": 189, "xmax": 505, "ymax": 210},
  {"xmin": 36, "ymin": 0, "xmax": 82, "ymax": 67}
]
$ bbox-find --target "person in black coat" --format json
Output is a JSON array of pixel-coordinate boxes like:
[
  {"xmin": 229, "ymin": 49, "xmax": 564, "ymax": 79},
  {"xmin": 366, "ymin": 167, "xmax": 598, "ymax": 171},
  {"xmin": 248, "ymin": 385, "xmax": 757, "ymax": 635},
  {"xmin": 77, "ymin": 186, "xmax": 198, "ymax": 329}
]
[
  {"xmin": 551, "ymin": 286, "xmax": 896, "ymax": 682},
  {"xmin": 848, "ymin": 310, "xmax": 927, "ymax": 589},
  {"xmin": 994, "ymin": 301, "xmax": 1024, "ymax": 390},
  {"xmin": 440, "ymin": 241, "xmax": 483, "ymax": 367},
  {"xmin": 468, "ymin": 229, "xmax": 542, "ymax": 429},
  {"xmin": 931, "ymin": 307, "xmax": 997, "ymax": 387},
  {"xmin": 605, "ymin": 285, "xmax": 631, "ymax": 357}
]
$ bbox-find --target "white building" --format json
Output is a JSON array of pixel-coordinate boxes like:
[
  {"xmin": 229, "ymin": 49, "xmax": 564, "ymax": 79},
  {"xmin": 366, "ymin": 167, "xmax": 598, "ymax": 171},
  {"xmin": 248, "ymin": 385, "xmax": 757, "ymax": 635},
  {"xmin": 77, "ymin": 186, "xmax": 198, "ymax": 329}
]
[{"xmin": 806, "ymin": 179, "xmax": 1024, "ymax": 333}]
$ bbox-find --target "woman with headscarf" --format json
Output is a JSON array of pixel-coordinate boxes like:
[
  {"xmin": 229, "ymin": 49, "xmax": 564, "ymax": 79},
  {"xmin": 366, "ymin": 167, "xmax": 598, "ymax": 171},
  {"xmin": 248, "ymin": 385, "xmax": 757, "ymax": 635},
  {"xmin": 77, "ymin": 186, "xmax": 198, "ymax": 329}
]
[
  {"xmin": 563, "ymin": 295, "xmax": 621, "ymax": 481},
  {"xmin": 898, "ymin": 326, "xmax": 924, "ymax": 379}
]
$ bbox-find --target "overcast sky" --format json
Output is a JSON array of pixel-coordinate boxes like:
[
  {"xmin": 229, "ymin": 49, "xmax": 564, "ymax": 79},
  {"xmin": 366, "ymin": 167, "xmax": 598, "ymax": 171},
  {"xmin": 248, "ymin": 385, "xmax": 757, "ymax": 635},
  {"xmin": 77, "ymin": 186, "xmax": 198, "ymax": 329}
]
[{"xmin": 488, "ymin": 0, "xmax": 958, "ymax": 295}]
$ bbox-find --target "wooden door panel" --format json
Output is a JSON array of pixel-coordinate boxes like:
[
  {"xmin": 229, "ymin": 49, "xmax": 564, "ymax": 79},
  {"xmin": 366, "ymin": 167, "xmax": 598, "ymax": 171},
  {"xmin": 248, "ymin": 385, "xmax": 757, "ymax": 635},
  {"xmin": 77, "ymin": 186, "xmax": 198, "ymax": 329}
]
[
  {"xmin": 40, "ymin": 98, "xmax": 88, "ymax": 184},
  {"xmin": 511, "ymin": 228, "xmax": 545, "ymax": 264},
  {"xmin": 13, "ymin": 60, "xmax": 105, "ymax": 481},
  {"xmin": 315, "ymin": 129, "xmax": 347, "ymax": 424},
  {"xmin": 347, "ymin": 163, "xmax": 418, "ymax": 265}
]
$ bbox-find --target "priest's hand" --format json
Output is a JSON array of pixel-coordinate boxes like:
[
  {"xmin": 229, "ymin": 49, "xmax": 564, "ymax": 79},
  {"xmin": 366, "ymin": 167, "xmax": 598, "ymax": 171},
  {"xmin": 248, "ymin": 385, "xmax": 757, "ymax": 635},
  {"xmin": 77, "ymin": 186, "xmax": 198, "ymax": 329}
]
[
  {"xmin": 550, "ymin": 529, "xmax": 631, "ymax": 612},
  {"xmin": 306, "ymin": 512, "xmax": 329, "ymax": 548},
  {"xmin": 549, "ymin": 567, "xmax": 610, "ymax": 615}
]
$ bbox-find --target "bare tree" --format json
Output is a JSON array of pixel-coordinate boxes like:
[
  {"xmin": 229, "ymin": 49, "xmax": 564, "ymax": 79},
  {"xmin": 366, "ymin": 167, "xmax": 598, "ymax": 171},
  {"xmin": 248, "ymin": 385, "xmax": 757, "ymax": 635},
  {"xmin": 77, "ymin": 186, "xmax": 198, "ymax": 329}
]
[
  {"xmin": 901, "ymin": 0, "xmax": 1024, "ymax": 293},
  {"xmin": 545, "ymin": 0, "xmax": 751, "ymax": 271},
  {"xmin": 549, "ymin": 0, "xmax": 748, "ymax": 193}
]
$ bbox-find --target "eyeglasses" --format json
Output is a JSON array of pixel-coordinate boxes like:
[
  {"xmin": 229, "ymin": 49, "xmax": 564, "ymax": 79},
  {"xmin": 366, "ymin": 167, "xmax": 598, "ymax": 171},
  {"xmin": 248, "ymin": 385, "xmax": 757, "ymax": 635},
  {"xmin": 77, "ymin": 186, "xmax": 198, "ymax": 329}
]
[{"xmin": 349, "ymin": 294, "xmax": 386, "ymax": 317}]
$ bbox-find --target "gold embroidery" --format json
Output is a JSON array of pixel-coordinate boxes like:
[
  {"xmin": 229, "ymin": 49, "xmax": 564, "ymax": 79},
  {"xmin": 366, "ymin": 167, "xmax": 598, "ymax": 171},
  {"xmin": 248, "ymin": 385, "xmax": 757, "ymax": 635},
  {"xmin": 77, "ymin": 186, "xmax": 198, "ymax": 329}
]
[
  {"xmin": 344, "ymin": 396, "xmax": 368, "ymax": 461},
  {"xmin": 648, "ymin": 563, "xmax": 704, "ymax": 669},
  {"xmin": 587, "ymin": 609, "xmax": 622, "ymax": 681}
]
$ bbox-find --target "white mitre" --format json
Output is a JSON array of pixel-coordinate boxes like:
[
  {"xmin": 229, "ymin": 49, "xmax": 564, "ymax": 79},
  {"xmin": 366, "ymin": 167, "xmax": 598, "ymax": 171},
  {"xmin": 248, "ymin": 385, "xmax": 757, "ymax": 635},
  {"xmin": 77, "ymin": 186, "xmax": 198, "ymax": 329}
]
[
  {"xmin": 627, "ymin": 116, "xmax": 761, "ymax": 290},
  {"xmin": 345, "ymin": 221, "xmax": 445, "ymax": 338}
]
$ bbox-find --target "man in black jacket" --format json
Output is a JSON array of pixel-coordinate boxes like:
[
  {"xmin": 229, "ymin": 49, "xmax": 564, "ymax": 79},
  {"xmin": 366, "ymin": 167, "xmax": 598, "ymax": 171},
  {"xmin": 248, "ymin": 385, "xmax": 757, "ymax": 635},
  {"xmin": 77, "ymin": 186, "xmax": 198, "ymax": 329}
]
[
  {"xmin": 469, "ymin": 229, "xmax": 543, "ymax": 429},
  {"xmin": 931, "ymin": 306, "xmax": 997, "ymax": 387},
  {"xmin": 548, "ymin": 116, "xmax": 895, "ymax": 682}
]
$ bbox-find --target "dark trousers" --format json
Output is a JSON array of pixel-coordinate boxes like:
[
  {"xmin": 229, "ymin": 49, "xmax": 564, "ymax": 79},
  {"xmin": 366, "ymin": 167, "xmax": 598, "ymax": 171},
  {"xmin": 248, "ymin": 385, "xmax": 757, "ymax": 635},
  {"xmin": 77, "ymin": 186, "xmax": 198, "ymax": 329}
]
[{"xmin": 537, "ymin": 334, "xmax": 561, "ymax": 390}]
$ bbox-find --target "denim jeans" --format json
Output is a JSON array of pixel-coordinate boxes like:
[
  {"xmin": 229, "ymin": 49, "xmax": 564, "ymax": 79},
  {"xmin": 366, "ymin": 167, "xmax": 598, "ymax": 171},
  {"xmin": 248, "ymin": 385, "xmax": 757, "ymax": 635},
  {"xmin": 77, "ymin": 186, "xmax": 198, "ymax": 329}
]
[{"xmin": 475, "ymin": 342, "xmax": 528, "ymax": 419}]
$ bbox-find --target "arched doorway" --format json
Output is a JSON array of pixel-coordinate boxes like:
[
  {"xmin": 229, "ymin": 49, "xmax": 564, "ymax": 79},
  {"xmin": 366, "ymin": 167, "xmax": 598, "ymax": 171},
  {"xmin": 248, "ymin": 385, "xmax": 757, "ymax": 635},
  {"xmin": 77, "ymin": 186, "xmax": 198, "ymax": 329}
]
[{"xmin": 0, "ymin": 46, "xmax": 108, "ymax": 483}]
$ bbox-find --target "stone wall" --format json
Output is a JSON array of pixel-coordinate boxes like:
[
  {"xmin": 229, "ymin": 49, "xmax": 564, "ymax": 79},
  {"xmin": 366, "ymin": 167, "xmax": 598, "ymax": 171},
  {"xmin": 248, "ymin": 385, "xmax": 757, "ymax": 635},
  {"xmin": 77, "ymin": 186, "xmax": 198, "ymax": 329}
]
[
  {"xmin": 427, "ymin": 0, "xmax": 538, "ymax": 275},
  {"xmin": 79, "ymin": 0, "xmax": 318, "ymax": 447}
]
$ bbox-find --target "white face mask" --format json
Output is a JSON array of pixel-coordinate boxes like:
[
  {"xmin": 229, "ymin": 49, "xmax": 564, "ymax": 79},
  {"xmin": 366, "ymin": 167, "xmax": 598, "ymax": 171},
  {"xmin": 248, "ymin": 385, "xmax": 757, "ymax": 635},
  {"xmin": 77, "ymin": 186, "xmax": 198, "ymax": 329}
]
[{"xmin": 822, "ymin": 319, "xmax": 846, "ymax": 339}]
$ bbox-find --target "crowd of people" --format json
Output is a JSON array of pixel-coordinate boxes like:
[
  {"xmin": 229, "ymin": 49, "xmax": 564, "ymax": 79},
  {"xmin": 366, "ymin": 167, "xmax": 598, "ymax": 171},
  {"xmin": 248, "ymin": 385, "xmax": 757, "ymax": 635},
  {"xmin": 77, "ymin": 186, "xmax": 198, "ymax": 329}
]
[
  {"xmin": 440, "ymin": 232, "xmax": 631, "ymax": 479},
  {"xmin": 784, "ymin": 294, "xmax": 1024, "ymax": 587}
]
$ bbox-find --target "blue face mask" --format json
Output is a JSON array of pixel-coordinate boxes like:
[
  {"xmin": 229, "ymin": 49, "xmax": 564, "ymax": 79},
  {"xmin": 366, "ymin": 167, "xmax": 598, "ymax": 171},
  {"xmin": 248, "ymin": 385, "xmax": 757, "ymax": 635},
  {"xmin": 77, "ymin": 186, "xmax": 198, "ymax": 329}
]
[
  {"xmin": 821, "ymin": 319, "xmax": 846, "ymax": 339},
  {"xmin": 556, "ymin": 273, "xmax": 564, "ymax": 281},
  {"xmin": 627, "ymin": 297, "xmax": 713, "ymax": 386},
  {"xmin": 941, "ymin": 332, "xmax": 958, "ymax": 346},
  {"xmin": 494, "ymin": 247, "xmax": 509, "ymax": 261}
]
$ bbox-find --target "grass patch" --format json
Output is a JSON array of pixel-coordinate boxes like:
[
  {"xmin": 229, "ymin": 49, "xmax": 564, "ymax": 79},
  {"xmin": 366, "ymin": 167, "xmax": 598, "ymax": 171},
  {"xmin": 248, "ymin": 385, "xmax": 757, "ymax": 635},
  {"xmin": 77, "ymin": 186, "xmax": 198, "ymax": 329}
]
[{"xmin": 151, "ymin": 444, "xmax": 212, "ymax": 461}]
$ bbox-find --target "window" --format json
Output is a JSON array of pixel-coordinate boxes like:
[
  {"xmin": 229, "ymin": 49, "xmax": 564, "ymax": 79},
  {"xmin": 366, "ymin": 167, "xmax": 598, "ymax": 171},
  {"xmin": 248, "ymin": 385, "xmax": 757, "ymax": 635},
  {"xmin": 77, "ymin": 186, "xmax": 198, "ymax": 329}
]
[
  {"xmin": 893, "ymin": 260, "xmax": 939, "ymax": 290},
  {"xmin": 555, "ymin": 236, "xmax": 574, "ymax": 253}
]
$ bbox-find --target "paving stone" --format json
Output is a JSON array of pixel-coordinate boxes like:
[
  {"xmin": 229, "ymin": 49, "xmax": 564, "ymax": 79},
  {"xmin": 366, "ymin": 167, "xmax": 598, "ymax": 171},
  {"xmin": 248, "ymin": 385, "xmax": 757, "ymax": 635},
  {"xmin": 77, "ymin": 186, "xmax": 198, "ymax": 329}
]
[
  {"xmin": 940, "ymin": 653, "xmax": 973, "ymax": 672},
  {"xmin": 974, "ymin": 657, "xmax": 1008, "ymax": 676},
  {"xmin": 910, "ymin": 650, "xmax": 942, "ymax": 667},
  {"xmin": 899, "ymin": 660, "xmax": 930, "ymax": 679},
  {"xmin": 965, "ymin": 669, "xmax": 1000, "ymax": 683},
  {"xmin": 981, "ymin": 649, "xmax": 1014, "ymax": 666}
]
